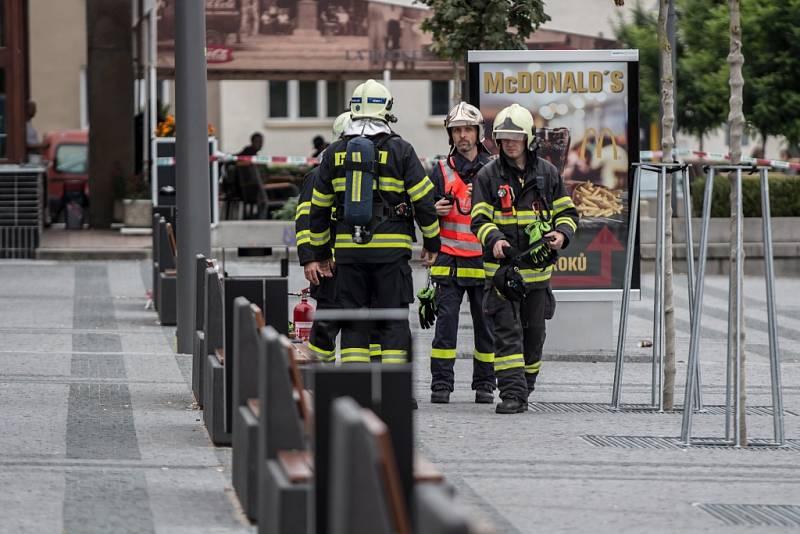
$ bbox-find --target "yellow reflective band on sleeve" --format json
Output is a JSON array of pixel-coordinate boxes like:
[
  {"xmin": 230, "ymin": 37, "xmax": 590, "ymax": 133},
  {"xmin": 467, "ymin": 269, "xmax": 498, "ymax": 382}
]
[
  {"xmin": 421, "ymin": 219, "xmax": 440, "ymax": 239},
  {"xmin": 477, "ymin": 223, "xmax": 499, "ymax": 245},
  {"xmin": 341, "ymin": 347, "xmax": 370, "ymax": 363},
  {"xmin": 555, "ymin": 216, "xmax": 577, "ymax": 232},
  {"xmin": 310, "ymin": 229, "xmax": 331, "ymax": 246},
  {"xmin": 295, "ymin": 201, "xmax": 311, "ymax": 220},
  {"xmin": 332, "ymin": 177, "xmax": 346, "ymax": 192},
  {"xmin": 471, "ymin": 202, "xmax": 493, "ymax": 219},
  {"xmin": 335, "ymin": 233, "xmax": 412, "ymax": 249},
  {"xmin": 408, "ymin": 176, "xmax": 434, "ymax": 202},
  {"xmin": 334, "ymin": 152, "xmax": 346, "ymax": 166},
  {"xmin": 431, "ymin": 348, "xmax": 456, "ymax": 359},
  {"xmin": 553, "ymin": 195, "xmax": 576, "ymax": 213},
  {"xmin": 525, "ymin": 361, "xmax": 542, "ymax": 374},
  {"xmin": 430, "ymin": 266, "xmax": 451, "ymax": 277},
  {"xmin": 474, "ymin": 350, "xmax": 494, "ymax": 363},
  {"xmin": 381, "ymin": 349, "xmax": 408, "ymax": 364},
  {"xmin": 312, "ymin": 189, "xmax": 334, "ymax": 207},
  {"xmin": 494, "ymin": 353, "xmax": 525, "ymax": 372},
  {"xmin": 369, "ymin": 344, "xmax": 382, "ymax": 357},
  {"xmin": 378, "ymin": 150, "xmax": 388, "ymax": 164},
  {"xmin": 295, "ymin": 230, "xmax": 311, "ymax": 245},
  {"xmin": 379, "ymin": 176, "xmax": 404, "ymax": 192},
  {"xmin": 484, "ymin": 262, "xmax": 499, "ymax": 277},
  {"xmin": 456, "ymin": 268, "xmax": 485, "ymax": 279}
]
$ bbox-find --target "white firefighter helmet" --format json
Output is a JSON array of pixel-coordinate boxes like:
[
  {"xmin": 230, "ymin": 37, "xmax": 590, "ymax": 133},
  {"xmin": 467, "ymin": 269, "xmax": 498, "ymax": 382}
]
[
  {"xmin": 350, "ymin": 79, "xmax": 394, "ymax": 121},
  {"xmin": 492, "ymin": 103, "xmax": 535, "ymax": 149},
  {"xmin": 444, "ymin": 102, "xmax": 485, "ymax": 142},
  {"xmin": 332, "ymin": 112, "xmax": 351, "ymax": 139}
]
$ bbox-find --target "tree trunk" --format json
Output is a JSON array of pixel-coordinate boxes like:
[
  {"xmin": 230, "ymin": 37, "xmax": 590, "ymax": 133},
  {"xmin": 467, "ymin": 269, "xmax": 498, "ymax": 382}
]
[
  {"xmin": 658, "ymin": 0, "xmax": 677, "ymax": 410},
  {"xmin": 452, "ymin": 60, "xmax": 462, "ymax": 105},
  {"xmin": 699, "ymin": 132, "xmax": 704, "ymax": 153},
  {"xmin": 727, "ymin": 0, "xmax": 747, "ymax": 445}
]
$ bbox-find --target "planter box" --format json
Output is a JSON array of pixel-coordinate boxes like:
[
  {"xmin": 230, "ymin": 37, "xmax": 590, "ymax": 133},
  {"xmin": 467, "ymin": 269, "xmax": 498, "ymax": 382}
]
[{"xmin": 123, "ymin": 199, "xmax": 153, "ymax": 228}]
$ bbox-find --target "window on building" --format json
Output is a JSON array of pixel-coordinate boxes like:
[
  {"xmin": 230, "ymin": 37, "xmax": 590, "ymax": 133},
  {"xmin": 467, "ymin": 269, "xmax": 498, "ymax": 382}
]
[
  {"xmin": 431, "ymin": 80, "xmax": 450, "ymax": 116},
  {"xmin": 326, "ymin": 80, "xmax": 345, "ymax": 118},
  {"xmin": 298, "ymin": 81, "xmax": 318, "ymax": 118},
  {"xmin": 268, "ymin": 81, "xmax": 288, "ymax": 118}
]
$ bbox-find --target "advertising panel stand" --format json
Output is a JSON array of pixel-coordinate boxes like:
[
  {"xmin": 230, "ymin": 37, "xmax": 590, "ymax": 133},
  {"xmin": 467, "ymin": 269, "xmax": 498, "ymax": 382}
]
[{"xmin": 467, "ymin": 50, "xmax": 640, "ymax": 352}]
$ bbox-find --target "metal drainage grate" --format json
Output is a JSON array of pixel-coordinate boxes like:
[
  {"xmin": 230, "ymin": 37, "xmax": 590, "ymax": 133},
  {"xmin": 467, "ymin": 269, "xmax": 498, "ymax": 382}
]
[
  {"xmin": 582, "ymin": 435, "xmax": 800, "ymax": 451},
  {"xmin": 695, "ymin": 503, "xmax": 800, "ymax": 528},
  {"xmin": 529, "ymin": 402, "xmax": 796, "ymax": 416}
]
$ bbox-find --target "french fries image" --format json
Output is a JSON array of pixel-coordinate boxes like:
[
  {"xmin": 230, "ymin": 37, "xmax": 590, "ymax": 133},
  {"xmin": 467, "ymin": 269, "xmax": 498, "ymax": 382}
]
[{"xmin": 572, "ymin": 181, "xmax": 624, "ymax": 218}]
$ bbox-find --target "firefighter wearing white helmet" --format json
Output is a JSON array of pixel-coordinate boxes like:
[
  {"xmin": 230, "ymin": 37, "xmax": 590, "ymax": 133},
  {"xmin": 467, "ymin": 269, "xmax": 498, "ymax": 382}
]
[
  {"xmin": 428, "ymin": 102, "xmax": 495, "ymax": 405},
  {"xmin": 295, "ymin": 111, "xmax": 354, "ymax": 363},
  {"xmin": 471, "ymin": 103, "xmax": 579, "ymax": 414},
  {"xmin": 307, "ymin": 80, "xmax": 440, "ymax": 381}
]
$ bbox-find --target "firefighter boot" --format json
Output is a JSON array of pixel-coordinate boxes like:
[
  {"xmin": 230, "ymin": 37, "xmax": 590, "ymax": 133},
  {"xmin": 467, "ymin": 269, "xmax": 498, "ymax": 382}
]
[
  {"xmin": 475, "ymin": 389, "xmax": 494, "ymax": 404},
  {"xmin": 431, "ymin": 387, "xmax": 450, "ymax": 404},
  {"xmin": 495, "ymin": 397, "xmax": 527, "ymax": 414}
]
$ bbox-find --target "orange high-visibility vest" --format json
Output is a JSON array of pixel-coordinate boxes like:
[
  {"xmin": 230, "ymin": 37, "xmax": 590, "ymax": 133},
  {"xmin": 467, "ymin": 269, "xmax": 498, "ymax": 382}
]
[{"xmin": 438, "ymin": 158, "xmax": 482, "ymax": 257}]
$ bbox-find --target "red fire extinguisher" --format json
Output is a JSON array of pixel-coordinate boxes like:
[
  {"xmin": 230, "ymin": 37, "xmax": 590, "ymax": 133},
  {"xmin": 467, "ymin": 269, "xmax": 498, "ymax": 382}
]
[{"xmin": 293, "ymin": 287, "xmax": 315, "ymax": 342}]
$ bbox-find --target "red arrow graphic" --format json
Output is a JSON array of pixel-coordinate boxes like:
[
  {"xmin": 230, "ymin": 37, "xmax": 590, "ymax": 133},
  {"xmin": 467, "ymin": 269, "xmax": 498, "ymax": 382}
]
[{"xmin": 552, "ymin": 226, "xmax": 625, "ymax": 288}]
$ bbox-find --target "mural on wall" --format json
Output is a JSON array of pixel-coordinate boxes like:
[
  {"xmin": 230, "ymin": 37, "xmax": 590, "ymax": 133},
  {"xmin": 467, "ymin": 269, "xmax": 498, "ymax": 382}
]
[{"xmin": 156, "ymin": 0, "xmax": 452, "ymax": 75}]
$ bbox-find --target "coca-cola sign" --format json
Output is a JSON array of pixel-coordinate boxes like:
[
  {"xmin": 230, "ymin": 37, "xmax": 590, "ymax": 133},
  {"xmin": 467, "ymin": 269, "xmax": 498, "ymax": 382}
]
[{"xmin": 206, "ymin": 46, "xmax": 233, "ymax": 64}]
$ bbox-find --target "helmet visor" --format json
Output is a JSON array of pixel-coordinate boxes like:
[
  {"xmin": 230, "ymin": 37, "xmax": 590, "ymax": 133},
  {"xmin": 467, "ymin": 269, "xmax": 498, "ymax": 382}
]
[{"xmin": 494, "ymin": 131, "xmax": 526, "ymax": 141}]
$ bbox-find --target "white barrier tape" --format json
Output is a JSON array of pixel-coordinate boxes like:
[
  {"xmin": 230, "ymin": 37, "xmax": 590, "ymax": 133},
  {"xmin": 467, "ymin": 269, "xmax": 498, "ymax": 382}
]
[
  {"xmin": 641, "ymin": 149, "xmax": 800, "ymax": 171},
  {"xmin": 152, "ymin": 149, "xmax": 800, "ymax": 171}
]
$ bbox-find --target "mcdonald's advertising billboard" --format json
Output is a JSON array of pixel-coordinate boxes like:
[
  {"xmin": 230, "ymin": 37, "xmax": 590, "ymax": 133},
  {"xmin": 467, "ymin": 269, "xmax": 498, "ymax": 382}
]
[{"xmin": 467, "ymin": 50, "xmax": 640, "ymax": 294}]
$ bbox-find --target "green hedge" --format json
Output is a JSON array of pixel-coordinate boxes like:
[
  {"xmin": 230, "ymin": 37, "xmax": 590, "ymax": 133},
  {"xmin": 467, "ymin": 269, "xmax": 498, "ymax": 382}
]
[{"xmin": 690, "ymin": 173, "xmax": 800, "ymax": 217}]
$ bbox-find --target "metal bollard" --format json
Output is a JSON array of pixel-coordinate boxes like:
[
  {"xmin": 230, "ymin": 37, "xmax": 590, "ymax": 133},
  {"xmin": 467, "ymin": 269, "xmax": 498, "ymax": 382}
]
[
  {"xmin": 680, "ymin": 165, "xmax": 785, "ymax": 447},
  {"xmin": 612, "ymin": 162, "xmax": 701, "ymax": 410}
]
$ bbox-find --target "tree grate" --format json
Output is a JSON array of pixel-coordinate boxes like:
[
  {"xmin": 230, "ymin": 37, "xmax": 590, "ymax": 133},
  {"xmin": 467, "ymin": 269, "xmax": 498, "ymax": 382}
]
[
  {"xmin": 694, "ymin": 503, "xmax": 800, "ymax": 527},
  {"xmin": 528, "ymin": 402, "xmax": 796, "ymax": 416},
  {"xmin": 582, "ymin": 435, "xmax": 800, "ymax": 451}
]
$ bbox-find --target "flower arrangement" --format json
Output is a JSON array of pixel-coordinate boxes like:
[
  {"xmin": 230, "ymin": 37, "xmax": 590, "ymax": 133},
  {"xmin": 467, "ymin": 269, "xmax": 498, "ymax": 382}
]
[{"xmin": 155, "ymin": 115, "xmax": 216, "ymax": 137}]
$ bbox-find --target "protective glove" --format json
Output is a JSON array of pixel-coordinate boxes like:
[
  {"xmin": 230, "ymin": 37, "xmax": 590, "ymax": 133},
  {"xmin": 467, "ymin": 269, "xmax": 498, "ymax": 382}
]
[
  {"xmin": 524, "ymin": 219, "xmax": 558, "ymax": 269},
  {"xmin": 417, "ymin": 278, "xmax": 437, "ymax": 329}
]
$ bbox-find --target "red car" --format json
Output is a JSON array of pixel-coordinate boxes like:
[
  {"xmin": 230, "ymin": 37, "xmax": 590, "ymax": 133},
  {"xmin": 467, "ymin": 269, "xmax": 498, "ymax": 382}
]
[{"xmin": 43, "ymin": 130, "xmax": 89, "ymax": 221}]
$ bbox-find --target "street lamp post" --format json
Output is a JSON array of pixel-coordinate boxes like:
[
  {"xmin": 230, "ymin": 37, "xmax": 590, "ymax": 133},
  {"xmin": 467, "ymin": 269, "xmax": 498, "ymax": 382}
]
[{"xmin": 175, "ymin": 0, "xmax": 211, "ymax": 353}]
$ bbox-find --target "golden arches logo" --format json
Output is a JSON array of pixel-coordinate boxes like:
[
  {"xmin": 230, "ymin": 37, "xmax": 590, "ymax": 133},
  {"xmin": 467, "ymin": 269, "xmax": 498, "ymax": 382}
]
[{"xmin": 579, "ymin": 128, "xmax": 619, "ymax": 161}]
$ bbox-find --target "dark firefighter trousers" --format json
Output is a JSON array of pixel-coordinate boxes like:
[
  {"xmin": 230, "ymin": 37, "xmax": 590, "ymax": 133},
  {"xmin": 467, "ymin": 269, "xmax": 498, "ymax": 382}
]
[
  {"xmin": 430, "ymin": 279, "xmax": 495, "ymax": 392},
  {"xmin": 483, "ymin": 286, "xmax": 556, "ymax": 402},
  {"xmin": 308, "ymin": 272, "xmax": 382, "ymax": 363},
  {"xmin": 335, "ymin": 261, "xmax": 414, "ymax": 364}
]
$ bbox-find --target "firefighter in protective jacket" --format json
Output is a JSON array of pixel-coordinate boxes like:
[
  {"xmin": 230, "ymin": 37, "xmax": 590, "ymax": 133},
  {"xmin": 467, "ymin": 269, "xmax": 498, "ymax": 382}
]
[
  {"xmin": 296, "ymin": 113, "xmax": 386, "ymax": 361},
  {"xmin": 471, "ymin": 104, "xmax": 579, "ymax": 414},
  {"xmin": 306, "ymin": 79, "xmax": 440, "ymax": 365},
  {"xmin": 429, "ymin": 102, "xmax": 495, "ymax": 404}
]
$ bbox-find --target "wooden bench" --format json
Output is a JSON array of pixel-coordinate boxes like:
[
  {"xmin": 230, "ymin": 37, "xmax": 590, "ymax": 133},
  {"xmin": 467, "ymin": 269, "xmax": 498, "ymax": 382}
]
[
  {"xmin": 203, "ymin": 268, "xmax": 229, "ymax": 445},
  {"xmin": 155, "ymin": 217, "xmax": 177, "ymax": 325},
  {"xmin": 151, "ymin": 207, "xmax": 175, "ymax": 312},
  {"xmin": 328, "ymin": 397, "xmax": 412, "ymax": 534},
  {"xmin": 192, "ymin": 255, "xmax": 216, "ymax": 406}
]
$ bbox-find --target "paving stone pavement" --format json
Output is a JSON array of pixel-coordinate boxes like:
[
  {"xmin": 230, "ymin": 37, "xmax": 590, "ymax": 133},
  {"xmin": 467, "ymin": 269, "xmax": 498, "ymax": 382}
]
[{"xmin": 1, "ymin": 258, "xmax": 798, "ymax": 533}]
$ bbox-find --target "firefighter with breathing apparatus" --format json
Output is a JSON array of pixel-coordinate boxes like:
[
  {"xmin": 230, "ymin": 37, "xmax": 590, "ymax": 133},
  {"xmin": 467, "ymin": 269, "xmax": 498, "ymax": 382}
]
[
  {"xmin": 306, "ymin": 79, "xmax": 440, "ymax": 370},
  {"xmin": 424, "ymin": 102, "xmax": 495, "ymax": 404},
  {"xmin": 295, "ymin": 112, "xmax": 372, "ymax": 361},
  {"xmin": 471, "ymin": 103, "xmax": 579, "ymax": 414}
]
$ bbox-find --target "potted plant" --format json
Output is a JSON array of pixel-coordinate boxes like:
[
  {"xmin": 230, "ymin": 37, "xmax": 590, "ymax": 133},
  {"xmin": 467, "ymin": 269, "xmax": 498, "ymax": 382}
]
[{"xmin": 118, "ymin": 172, "xmax": 152, "ymax": 228}]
